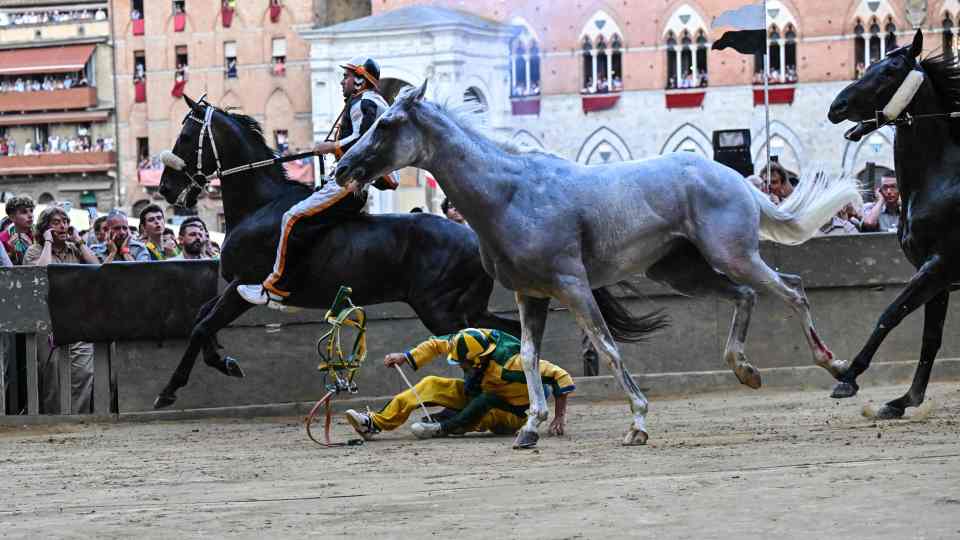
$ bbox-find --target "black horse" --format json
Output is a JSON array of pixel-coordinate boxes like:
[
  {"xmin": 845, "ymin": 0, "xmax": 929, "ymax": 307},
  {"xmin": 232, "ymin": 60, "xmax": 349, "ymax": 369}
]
[
  {"xmin": 828, "ymin": 30, "xmax": 960, "ymax": 417},
  {"xmin": 152, "ymin": 95, "xmax": 522, "ymax": 408}
]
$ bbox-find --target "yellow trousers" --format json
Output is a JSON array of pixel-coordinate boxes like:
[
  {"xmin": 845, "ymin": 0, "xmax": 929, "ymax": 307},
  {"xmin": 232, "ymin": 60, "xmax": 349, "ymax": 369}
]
[{"xmin": 371, "ymin": 376, "xmax": 526, "ymax": 434}]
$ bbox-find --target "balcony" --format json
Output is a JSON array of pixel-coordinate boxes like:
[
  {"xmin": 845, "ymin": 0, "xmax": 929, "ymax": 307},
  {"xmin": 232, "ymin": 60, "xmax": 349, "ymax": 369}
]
[
  {"xmin": 0, "ymin": 87, "xmax": 98, "ymax": 113},
  {"xmin": 511, "ymin": 96, "xmax": 540, "ymax": 116},
  {"xmin": 0, "ymin": 151, "xmax": 115, "ymax": 176},
  {"xmin": 665, "ymin": 88, "xmax": 706, "ymax": 109},
  {"xmin": 753, "ymin": 84, "xmax": 796, "ymax": 106}
]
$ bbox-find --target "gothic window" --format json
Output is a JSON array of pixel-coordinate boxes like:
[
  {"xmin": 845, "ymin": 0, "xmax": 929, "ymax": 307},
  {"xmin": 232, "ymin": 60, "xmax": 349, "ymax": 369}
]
[
  {"xmin": 854, "ymin": 21, "xmax": 866, "ymax": 78},
  {"xmin": 884, "ymin": 20, "xmax": 897, "ymax": 54},
  {"xmin": 580, "ymin": 10, "xmax": 626, "ymax": 94},
  {"xmin": 662, "ymin": 5, "xmax": 709, "ymax": 90},
  {"xmin": 944, "ymin": 15, "xmax": 954, "ymax": 60},
  {"xmin": 510, "ymin": 21, "xmax": 541, "ymax": 97},
  {"xmin": 868, "ymin": 21, "xmax": 882, "ymax": 64}
]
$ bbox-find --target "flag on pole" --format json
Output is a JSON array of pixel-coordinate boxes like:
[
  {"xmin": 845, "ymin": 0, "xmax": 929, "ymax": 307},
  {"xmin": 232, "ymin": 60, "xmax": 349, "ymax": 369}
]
[{"xmin": 711, "ymin": 2, "xmax": 766, "ymax": 55}]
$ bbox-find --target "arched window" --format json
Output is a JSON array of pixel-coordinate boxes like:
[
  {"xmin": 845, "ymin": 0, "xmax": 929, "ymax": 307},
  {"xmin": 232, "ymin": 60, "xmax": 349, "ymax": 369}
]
[
  {"xmin": 769, "ymin": 28, "xmax": 782, "ymax": 80},
  {"xmin": 944, "ymin": 15, "xmax": 954, "ymax": 60},
  {"xmin": 854, "ymin": 21, "xmax": 866, "ymax": 78},
  {"xmin": 463, "ymin": 87, "xmax": 487, "ymax": 114},
  {"xmin": 884, "ymin": 20, "xmax": 897, "ymax": 54},
  {"xmin": 665, "ymin": 32, "xmax": 678, "ymax": 89},
  {"xmin": 784, "ymin": 26, "xmax": 797, "ymax": 82},
  {"xmin": 662, "ymin": 5, "xmax": 709, "ymax": 89},
  {"xmin": 580, "ymin": 10, "xmax": 625, "ymax": 94},
  {"xmin": 509, "ymin": 21, "xmax": 541, "ymax": 97},
  {"xmin": 582, "ymin": 37, "xmax": 594, "ymax": 92},
  {"xmin": 868, "ymin": 21, "xmax": 882, "ymax": 64}
]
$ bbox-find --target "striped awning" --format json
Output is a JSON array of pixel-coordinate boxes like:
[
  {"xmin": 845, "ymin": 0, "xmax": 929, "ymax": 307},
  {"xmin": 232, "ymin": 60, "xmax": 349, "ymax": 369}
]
[{"xmin": 0, "ymin": 44, "xmax": 96, "ymax": 76}]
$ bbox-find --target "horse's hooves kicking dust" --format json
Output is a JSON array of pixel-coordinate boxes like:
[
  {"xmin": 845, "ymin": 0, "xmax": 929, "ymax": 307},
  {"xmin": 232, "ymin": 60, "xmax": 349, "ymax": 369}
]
[
  {"xmin": 830, "ymin": 381, "xmax": 859, "ymax": 399},
  {"xmin": 622, "ymin": 427, "xmax": 649, "ymax": 446},
  {"xmin": 512, "ymin": 429, "xmax": 539, "ymax": 450},
  {"xmin": 735, "ymin": 363, "xmax": 762, "ymax": 389}
]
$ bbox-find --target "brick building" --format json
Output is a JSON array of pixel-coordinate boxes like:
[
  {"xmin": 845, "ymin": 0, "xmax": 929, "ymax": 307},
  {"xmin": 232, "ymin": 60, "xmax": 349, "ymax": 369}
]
[
  {"xmin": 111, "ymin": 0, "xmax": 369, "ymax": 231},
  {"xmin": 0, "ymin": 1, "xmax": 117, "ymax": 212},
  {"xmin": 303, "ymin": 0, "xmax": 957, "ymax": 212}
]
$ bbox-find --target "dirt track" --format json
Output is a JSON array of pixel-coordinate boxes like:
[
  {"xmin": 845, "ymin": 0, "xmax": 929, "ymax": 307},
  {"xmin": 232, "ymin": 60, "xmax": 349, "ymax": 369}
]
[{"xmin": 2, "ymin": 383, "xmax": 959, "ymax": 539}]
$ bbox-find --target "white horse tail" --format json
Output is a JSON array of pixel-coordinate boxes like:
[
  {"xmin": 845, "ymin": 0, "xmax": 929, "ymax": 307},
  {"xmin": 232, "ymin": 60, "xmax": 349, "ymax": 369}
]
[{"xmin": 750, "ymin": 169, "xmax": 862, "ymax": 246}]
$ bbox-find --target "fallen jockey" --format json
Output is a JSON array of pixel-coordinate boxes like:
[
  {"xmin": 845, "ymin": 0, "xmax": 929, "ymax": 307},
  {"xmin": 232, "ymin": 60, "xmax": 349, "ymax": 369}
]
[
  {"xmin": 237, "ymin": 55, "xmax": 398, "ymax": 309},
  {"xmin": 344, "ymin": 328, "xmax": 575, "ymax": 441}
]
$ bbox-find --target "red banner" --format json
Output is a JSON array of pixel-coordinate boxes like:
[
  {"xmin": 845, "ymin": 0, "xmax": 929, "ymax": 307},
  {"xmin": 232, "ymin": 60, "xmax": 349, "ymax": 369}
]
[
  {"xmin": 135, "ymin": 81, "xmax": 147, "ymax": 103},
  {"xmin": 174, "ymin": 12, "xmax": 186, "ymax": 32},
  {"xmin": 221, "ymin": 7, "xmax": 234, "ymax": 28},
  {"xmin": 132, "ymin": 18, "xmax": 145, "ymax": 35},
  {"xmin": 171, "ymin": 80, "xmax": 186, "ymax": 98},
  {"xmin": 581, "ymin": 94, "xmax": 620, "ymax": 113},
  {"xmin": 269, "ymin": 4, "xmax": 282, "ymax": 22},
  {"xmin": 511, "ymin": 97, "xmax": 541, "ymax": 116},
  {"xmin": 752, "ymin": 86, "xmax": 795, "ymax": 106},
  {"xmin": 665, "ymin": 90, "xmax": 706, "ymax": 109}
]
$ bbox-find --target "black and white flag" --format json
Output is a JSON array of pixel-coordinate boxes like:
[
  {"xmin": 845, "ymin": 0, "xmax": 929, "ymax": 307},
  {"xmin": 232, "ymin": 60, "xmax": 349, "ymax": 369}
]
[{"xmin": 711, "ymin": 2, "xmax": 766, "ymax": 55}]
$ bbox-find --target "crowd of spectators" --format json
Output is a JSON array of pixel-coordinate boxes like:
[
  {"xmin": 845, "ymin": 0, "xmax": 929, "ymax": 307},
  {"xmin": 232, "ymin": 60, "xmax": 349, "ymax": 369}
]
[
  {"xmin": 747, "ymin": 161, "xmax": 901, "ymax": 236},
  {"xmin": 666, "ymin": 69, "xmax": 708, "ymax": 90},
  {"xmin": 0, "ymin": 135, "xmax": 114, "ymax": 157},
  {"xmin": 582, "ymin": 74, "xmax": 625, "ymax": 94},
  {"xmin": 0, "ymin": 195, "xmax": 219, "ymax": 414},
  {"xmin": 0, "ymin": 73, "xmax": 89, "ymax": 94},
  {"xmin": 752, "ymin": 66, "xmax": 799, "ymax": 85},
  {"xmin": 511, "ymin": 82, "xmax": 541, "ymax": 97},
  {"xmin": 0, "ymin": 8, "xmax": 107, "ymax": 27}
]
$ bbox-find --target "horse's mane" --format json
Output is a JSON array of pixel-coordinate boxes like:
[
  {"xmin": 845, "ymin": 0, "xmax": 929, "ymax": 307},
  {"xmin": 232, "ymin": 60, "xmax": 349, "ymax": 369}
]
[
  {"xmin": 919, "ymin": 52, "xmax": 960, "ymax": 140},
  {"xmin": 207, "ymin": 103, "xmax": 304, "ymax": 187},
  {"xmin": 397, "ymin": 85, "xmax": 558, "ymax": 158}
]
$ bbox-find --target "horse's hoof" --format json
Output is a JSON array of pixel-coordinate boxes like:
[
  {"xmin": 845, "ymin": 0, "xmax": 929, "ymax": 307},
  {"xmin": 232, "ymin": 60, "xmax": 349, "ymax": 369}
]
[
  {"xmin": 223, "ymin": 357, "xmax": 245, "ymax": 378},
  {"xmin": 512, "ymin": 429, "xmax": 539, "ymax": 450},
  {"xmin": 154, "ymin": 393, "xmax": 177, "ymax": 409},
  {"xmin": 830, "ymin": 381, "xmax": 859, "ymax": 399},
  {"xmin": 735, "ymin": 363, "xmax": 762, "ymax": 389},
  {"xmin": 876, "ymin": 404, "xmax": 906, "ymax": 420},
  {"xmin": 622, "ymin": 427, "xmax": 648, "ymax": 446}
]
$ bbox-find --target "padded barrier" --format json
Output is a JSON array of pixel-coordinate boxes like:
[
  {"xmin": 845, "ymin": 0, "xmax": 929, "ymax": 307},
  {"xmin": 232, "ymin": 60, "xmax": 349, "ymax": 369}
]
[{"xmin": 46, "ymin": 260, "xmax": 219, "ymax": 345}]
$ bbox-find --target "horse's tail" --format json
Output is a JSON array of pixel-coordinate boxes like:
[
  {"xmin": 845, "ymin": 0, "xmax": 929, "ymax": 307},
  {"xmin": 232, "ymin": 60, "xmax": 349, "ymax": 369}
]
[
  {"xmin": 593, "ymin": 285, "xmax": 669, "ymax": 343},
  {"xmin": 750, "ymin": 169, "xmax": 862, "ymax": 246}
]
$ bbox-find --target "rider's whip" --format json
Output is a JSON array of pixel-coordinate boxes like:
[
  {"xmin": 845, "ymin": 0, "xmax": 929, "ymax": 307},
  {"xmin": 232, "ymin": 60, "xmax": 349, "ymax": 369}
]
[{"xmin": 393, "ymin": 364, "xmax": 433, "ymax": 423}]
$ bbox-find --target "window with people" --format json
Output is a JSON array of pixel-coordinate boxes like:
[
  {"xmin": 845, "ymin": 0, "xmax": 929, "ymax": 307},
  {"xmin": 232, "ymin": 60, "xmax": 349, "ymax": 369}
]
[
  {"xmin": 272, "ymin": 38, "xmax": 287, "ymax": 76},
  {"xmin": 665, "ymin": 30, "xmax": 709, "ymax": 90},
  {"xmin": 510, "ymin": 23, "xmax": 541, "ymax": 97},
  {"xmin": 944, "ymin": 14, "xmax": 957, "ymax": 60},
  {"xmin": 0, "ymin": 72, "xmax": 89, "ymax": 93},
  {"xmin": 0, "ymin": 124, "xmax": 113, "ymax": 157},
  {"xmin": 133, "ymin": 51, "xmax": 147, "ymax": 82},
  {"xmin": 175, "ymin": 47, "xmax": 189, "ymax": 82},
  {"xmin": 225, "ymin": 41, "xmax": 238, "ymax": 79},
  {"xmin": 579, "ymin": 11, "xmax": 624, "ymax": 94},
  {"xmin": 752, "ymin": 25, "xmax": 798, "ymax": 84},
  {"xmin": 854, "ymin": 17, "xmax": 897, "ymax": 79}
]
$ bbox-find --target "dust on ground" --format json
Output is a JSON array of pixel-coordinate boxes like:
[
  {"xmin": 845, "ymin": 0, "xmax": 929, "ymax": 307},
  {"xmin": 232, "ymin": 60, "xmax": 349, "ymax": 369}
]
[{"xmin": 2, "ymin": 383, "xmax": 959, "ymax": 539}]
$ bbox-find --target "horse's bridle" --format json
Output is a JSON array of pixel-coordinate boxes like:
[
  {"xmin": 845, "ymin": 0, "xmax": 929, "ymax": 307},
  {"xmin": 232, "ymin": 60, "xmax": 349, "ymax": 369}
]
[
  {"xmin": 166, "ymin": 97, "xmax": 320, "ymax": 206},
  {"xmin": 845, "ymin": 64, "xmax": 960, "ymax": 141}
]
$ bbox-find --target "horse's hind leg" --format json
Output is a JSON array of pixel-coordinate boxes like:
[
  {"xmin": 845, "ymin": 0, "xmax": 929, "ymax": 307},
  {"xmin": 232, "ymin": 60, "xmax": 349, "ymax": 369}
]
[
  {"xmin": 647, "ymin": 241, "xmax": 761, "ymax": 388},
  {"xmin": 876, "ymin": 290, "xmax": 949, "ymax": 418},
  {"xmin": 775, "ymin": 272, "xmax": 849, "ymax": 377}
]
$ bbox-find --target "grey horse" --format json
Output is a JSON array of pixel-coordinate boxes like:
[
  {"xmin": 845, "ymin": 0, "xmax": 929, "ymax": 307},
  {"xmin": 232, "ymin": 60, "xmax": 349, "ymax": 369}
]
[{"xmin": 334, "ymin": 81, "xmax": 860, "ymax": 448}]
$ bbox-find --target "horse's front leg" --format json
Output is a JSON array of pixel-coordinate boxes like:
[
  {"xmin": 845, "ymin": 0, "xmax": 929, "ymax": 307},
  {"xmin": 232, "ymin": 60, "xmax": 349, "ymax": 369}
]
[{"xmin": 513, "ymin": 293, "xmax": 551, "ymax": 449}]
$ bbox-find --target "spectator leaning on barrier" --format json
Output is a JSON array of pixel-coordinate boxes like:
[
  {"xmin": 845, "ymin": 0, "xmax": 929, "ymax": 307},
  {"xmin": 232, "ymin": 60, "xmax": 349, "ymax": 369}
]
[
  {"xmin": 24, "ymin": 206, "xmax": 97, "ymax": 413},
  {"xmin": 171, "ymin": 220, "xmax": 211, "ymax": 260},
  {"xmin": 441, "ymin": 197, "xmax": 466, "ymax": 225},
  {"xmin": 818, "ymin": 203, "xmax": 861, "ymax": 236},
  {"xmin": 181, "ymin": 216, "xmax": 220, "ymax": 258},
  {"xmin": 860, "ymin": 175, "xmax": 901, "ymax": 233},
  {"xmin": 91, "ymin": 209, "xmax": 150, "ymax": 262},
  {"xmin": 89, "ymin": 215, "xmax": 108, "ymax": 246},
  {"xmin": 761, "ymin": 162, "xmax": 796, "ymax": 202},
  {"xmin": 1, "ymin": 195, "xmax": 35, "ymax": 265},
  {"xmin": 139, "ymin": 204, "xmax": 178, "ymax": 260}
]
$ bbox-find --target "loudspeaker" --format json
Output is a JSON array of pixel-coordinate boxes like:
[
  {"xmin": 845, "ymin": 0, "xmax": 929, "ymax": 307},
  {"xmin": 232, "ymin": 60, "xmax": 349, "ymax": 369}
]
[{"xmin": 712, "ymin": 129, "xmax": 753, "ymax": 177}]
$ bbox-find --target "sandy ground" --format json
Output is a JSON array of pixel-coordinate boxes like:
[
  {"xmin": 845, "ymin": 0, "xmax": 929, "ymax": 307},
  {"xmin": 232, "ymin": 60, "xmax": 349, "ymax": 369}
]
[{"xmin": 1, "ymin": 383, "xmax": 959, "ymax": 539}]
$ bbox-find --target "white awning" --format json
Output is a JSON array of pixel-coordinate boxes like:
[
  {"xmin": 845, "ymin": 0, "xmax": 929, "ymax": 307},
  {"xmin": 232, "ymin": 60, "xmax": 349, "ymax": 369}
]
[{"xmin": 272, "ymin": 38, "xmax": 287, "ymax": 57}]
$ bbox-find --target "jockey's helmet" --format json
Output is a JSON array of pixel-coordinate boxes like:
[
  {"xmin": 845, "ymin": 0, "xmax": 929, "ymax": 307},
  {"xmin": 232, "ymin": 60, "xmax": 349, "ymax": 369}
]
[{"xmin": 341, "ymin": 56, "xmax": 380, "ymax": 93}]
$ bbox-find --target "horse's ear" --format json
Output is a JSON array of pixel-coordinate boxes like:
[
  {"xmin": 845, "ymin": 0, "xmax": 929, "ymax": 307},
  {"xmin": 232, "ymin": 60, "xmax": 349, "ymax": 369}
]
[
  {"xmin": 415, "ymin": 79, "xmax": 428, "ymax": 102},
  {"xmin": 183, "ymin": 94, "xmax": 200, "ymax": 112},
  {"xmin": 910, "ymin": 30, "xmax": 923, "ymax": 58}
]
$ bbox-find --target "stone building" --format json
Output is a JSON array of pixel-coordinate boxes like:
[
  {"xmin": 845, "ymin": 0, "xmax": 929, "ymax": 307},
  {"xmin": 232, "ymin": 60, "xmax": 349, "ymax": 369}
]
[
  {"xmin": 110, "ymin": 0, "xmax": 369, "ymax": 231},
  {"xmin": 302, "ymin": 0, "xmax": 955, "ymax": 212},
  {"xmin": 0, "ymin": 0, "xmax": 117, "ymax": 212}
]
